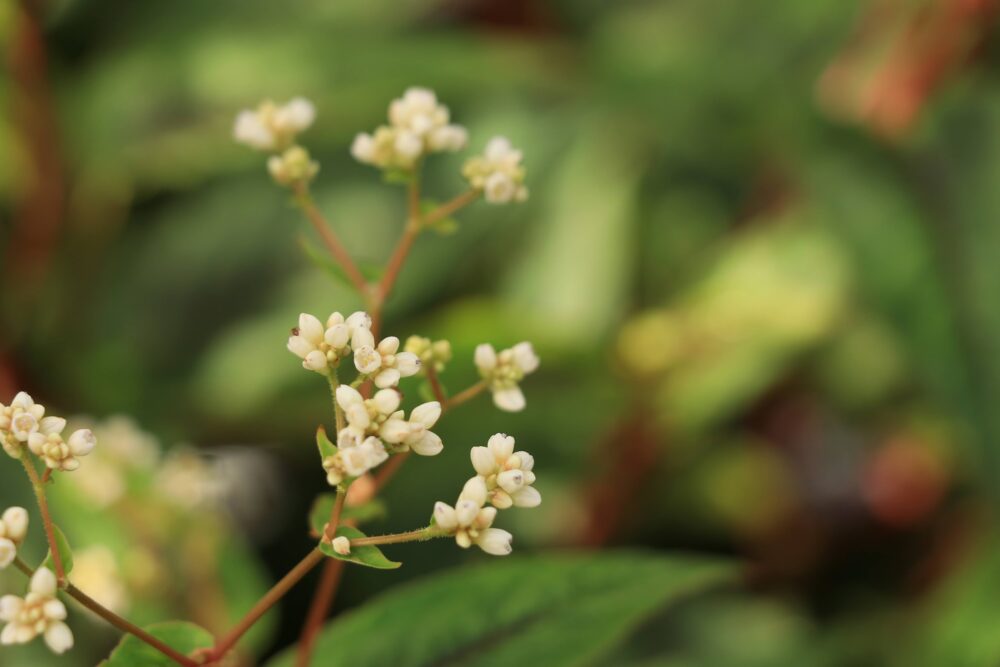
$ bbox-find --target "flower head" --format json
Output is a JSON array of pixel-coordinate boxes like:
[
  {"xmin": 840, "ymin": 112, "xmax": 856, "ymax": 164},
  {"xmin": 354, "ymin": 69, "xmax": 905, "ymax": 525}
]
[
  {"xmin": 433, "ymin": 479, "xmax": 512, "ymax": 556},
  {"xmin": 0, "ymin": 392, "xmax": 45, "ymax": 458},
  {"xmin": 352, "ymin": 87, "xmax": 467, "ymax": 171},
  {"xmin": 322, "ymin": 436, "xmax": 389, "ymax": 486},
  {"xmin": 27, "ymin": 419, "xmax": 96, "ymax": 472},
  {"xmin": 462, "ymin": 136, "xmax": 528, "ymax": 204},
  {"xmin": 404, "ymin": 336, "xmax": 452, "ymax": 375},
  {"xmin": 0, "ymin": 567, "xmax": 73, "ymax": 654},
  {"xmin": 351, "ymin": 331, "xmax": 421, "ymax": 388},
  {"xmin": 267, "ymin": 145, "xmax": 319, "ymax": 187},
  {"xmin": 336, "ymin": 386, "xmax": 443, "ymax": 456},
  {"xmin": 470, "ymin": 434, "xmax": 541, "ymax": 509},
  {"xmin": 233, "ymin": 97, "xmax": 315, "ymax": 151},
  {"xmin": 474, "ymin": 342, "xmax": 540, "ymax": 412},
  {"xmin": 288, "ymin": 311, "xmax": 373, "ymax": 376},
  {"xmin": 0, "ymin": 507, "xmax": 28, "ymax": 570}
]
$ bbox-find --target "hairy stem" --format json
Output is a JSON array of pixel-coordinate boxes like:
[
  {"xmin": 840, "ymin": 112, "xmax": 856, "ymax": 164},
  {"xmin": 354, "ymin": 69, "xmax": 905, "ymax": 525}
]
[
  {"xmin": 19, "ymin": 452, "xmax": 64, "ymax": 584},
  {"xmin": 372, "ymin": 175, "xmax": 423, "ymax": 336},
  {"xmin": 349, "ymin": 527, "xmax": 439, "ymax": 547},
  {"xmin": 327, "ymin": 371, "xmax": 345, "ymax": 433},
  {"xmin": 13, "ymin": 557, "xmax": 197, "ymax": 667},
  {"xmin": 292, "ymin": 184, "xmax": 370, "ymax": 299},
  {"xmin": 425, "ymin": 365, "xmax": 448, "ymax": 404}
]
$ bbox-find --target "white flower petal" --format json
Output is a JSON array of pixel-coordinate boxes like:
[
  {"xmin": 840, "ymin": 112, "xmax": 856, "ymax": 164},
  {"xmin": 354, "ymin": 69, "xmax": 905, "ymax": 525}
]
[
  {"xmin": 371, "ymin": 389, "xmax": 401, "ymax": 415},
  {"xmin": 493, "ymin": 386, "xmax": 526, "ymax": 412},
  {"xmin": 433, "ymin": 502, "xmax": 458, "ymax": 531},
  {"xmin": 455, "ymin": 499, "xmax": 479, "ymax": 527},
  {"xmin": 298, "ymin": 314, "xmax": 325, "ymax": 345},
  {"xmin": 474, "ymin": 344, "xmax": 497, "ymax": 372},
  {"xmin": 409, "ymin": 431, "xmax": 443, "ymax": 457},
  {"xmin": 410, "ymin": 402, "xmax": 441, "ymax": 429},
  {"xmin": 31, "ymin": 568, "xmax": 57, "ymax": 596},
  {"xmin": 0, "ymin": 539, "xmax": 15, "ymax": 569},
  {"xmin": 42, "ymin": 599, "xmax": 66, "ymax": 621},
  {"xmin": 0, "ymin": 595, "xmax": 22, "ymax": 622},
  {"xmin": 374, "ymin": 368, "xmax": 401, "ymax": 389},
  {"xmin": 512, "ymin": 486, "xmax": 542, "ymax": 508},
  {"xmin": 476, "ymin": 528, "xmax": 513, "ymax": 556},
  {"xmin": 1, "ymin": 508, "xmax": 28, "ymax": 541},
  {"xmin": 44, "ymin": 621, "xmax": 73, "ymax": 654},
  {"xmin": 459, "ymin": 476, "xmax": 488, "ymax": 507},
  {"xmin": 395, "ymin": 352, "xmax": 421, "ymax": 376},
  {"xmin": 487, "ymin": 434, "xmax": 515, "ymax": 460},
  {"xmin": 335, "ymin": 386, "xmax": 364, "ymax": 411},
  {"xmin": 287, "ymin": 335, "xmax": 315, "ymax": 359},
  {"xmin": 470, "ymin": 447, "xmax": 496, "ymax": 476}
]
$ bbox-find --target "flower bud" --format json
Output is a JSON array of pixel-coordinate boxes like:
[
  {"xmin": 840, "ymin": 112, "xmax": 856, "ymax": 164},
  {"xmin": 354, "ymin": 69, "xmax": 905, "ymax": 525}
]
[{"xmin": 332, "ymin": 536, "xmax": 351, "ymax": 556}]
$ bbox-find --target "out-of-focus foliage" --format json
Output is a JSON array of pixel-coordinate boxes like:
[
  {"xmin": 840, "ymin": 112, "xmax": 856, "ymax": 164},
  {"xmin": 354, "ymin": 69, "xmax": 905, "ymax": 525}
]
[{"xmin": 3, "ymin": 0, "xmax": 1000, "ymax": 664}]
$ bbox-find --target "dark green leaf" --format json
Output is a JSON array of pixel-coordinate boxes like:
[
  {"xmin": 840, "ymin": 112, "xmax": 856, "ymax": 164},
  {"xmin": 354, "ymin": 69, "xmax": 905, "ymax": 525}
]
[
  {"xmin": 266, "ymin": 552, "xmax": 733, "ymax": 667},
  {"xmin": 100, "ymin": 622, "xmax": 213, "ymax": 667},
  {"xmin": 318, "ymin": 525, "xmax": 401, "ymax": 570}
]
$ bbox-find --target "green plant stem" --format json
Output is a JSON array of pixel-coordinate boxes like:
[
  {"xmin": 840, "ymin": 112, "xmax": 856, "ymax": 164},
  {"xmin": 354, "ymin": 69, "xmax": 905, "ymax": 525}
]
[
  {"xmin": 13, "ymin": 557, "xmax": 197, "ymax": 667},
  {"xmin": 445, "ymin": 381, "xmax": 488, "ymax": 412},
  {"xmin": 349, "ymin": 527, "xmax": 440, "ymax": 547},
  {"xmin": 19, "ymin": 452, "xmax": 64, "ymax": 584},
  {"xmin": 292, "ymin": 184, "xmax": 371, "ymax": 300},
  {"xmin": 327, "ymin": 371, "xmax": 345, "ymax": 433}
]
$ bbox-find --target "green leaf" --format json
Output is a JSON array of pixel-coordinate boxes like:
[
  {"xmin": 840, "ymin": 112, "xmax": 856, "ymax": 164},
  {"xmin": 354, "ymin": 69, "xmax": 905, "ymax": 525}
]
[
  {"xmin": 309, "ymin": 493, "xmax": 388, "ymax": 533},
  {"xmin": 382, "ymin": 168, "xmax": 415, "ymax": 185},
  {"xmin": 316, "ymin": 425, "xmax": 337, "ymax": 461},
  {"xmin": 298, "ymin": 236, "xmax": 382, "ymax": 287},
  {"xmin": 100, "ymin": 621, "xmax": 213, "ymax": 667},
  {"xmin": 318, "ymin": 525, "xmax": 401, "ymax": 570},
  {"xmin": 43, "ymin": 526, "xmax": 74, "ymax": 577},
  {"xmin": 266, "ymin": 552, "xmax": 733, "ymax": 667}
]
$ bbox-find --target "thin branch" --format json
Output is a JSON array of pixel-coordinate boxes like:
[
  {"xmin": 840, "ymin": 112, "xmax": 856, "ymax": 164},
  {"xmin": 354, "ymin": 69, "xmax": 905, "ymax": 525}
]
[
  {"xmin": 445, "ymin": 381, "xmax": 487, "ymax": 412},
  {"xmin": 423, "ymin": 190, "xmax": 480, "ymax": 226},
  {"xmin": 349, "ymin": 527, "xmax": 438, "ymax": 547},
  {"xmin": 294, "ymin": 558, "xmax": 345, "ymax": 667},
  {"xmin": 292, "ymin": 184, "xmax": 370, "ymax": 298},
  {"xmin": 425, "ymin": 365, "xmax": 448, "ymax": 405},
  {"xmin": 327, "ymin": 372, "xmax": 345, "ymax": 433},
  {"xmin": 13, "ymin": 557, "xmax": 197, "ymax": 667},
  {"xmin": 19, "ymin": 452, "xmax": 64, "ymax": 583}
]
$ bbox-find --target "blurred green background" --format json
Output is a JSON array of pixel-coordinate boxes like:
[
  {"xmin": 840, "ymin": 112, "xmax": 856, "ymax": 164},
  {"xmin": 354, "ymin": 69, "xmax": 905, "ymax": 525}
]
[{"xmin": 3, "ymin": 0, "xmax": 1000, "ymax": 665}]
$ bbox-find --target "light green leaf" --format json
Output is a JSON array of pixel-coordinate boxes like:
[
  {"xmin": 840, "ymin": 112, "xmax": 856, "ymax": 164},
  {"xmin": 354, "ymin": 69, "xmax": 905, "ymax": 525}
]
[
  {"xmin": 266, "ymin": 552, "xmax": 733, "ymax": 667},
  {"xmin": 43, "ymin": 526, "xmax": 74, "ymax": 577},
  {"xmin": 100, "ymin": 621, "xmax": 213, "ymax": 667},
  {"xmin": 318, "ymin": 525, "xmax": 401, "ymax": 570},
  {"xmin": 316, "ymin": 425, "xmax": 337, "ymax": 461},
  {"xmin": 299, "ymin": 236, "xmax": 382, "ymax": 287},
  {"xmin": 309, "ymin": 493, "xmax": 387, "ymax": 533}
]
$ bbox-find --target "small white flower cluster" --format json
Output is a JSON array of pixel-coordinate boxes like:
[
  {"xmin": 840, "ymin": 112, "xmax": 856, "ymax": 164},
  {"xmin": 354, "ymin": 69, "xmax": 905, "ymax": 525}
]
[
  {"xmin": 403, "ymin": 336, "xmax": 452, "ymax": 375},
  {"xmin": 0, "ymin": 508, "xmax": 28, "ymax": 570},
  {"xmin": 0, "ymin": 568, "xmax": 73, "ymax": 654},
  {"xmin": 462, "ymin": 137, "xmax": 529, "ymax": 204},
  {"xmin": 0, "ymin": 393, "xmax": 96, "ymax": 471},
  {"xmin": 432, "ymin": 433, "xmax": 540, "ymax": 556},
  {"xmin": 233, "ymin": 97, "xmax": 319, "ymax": 187},
  {"xmin": 288, "ymin": 312, "xmax": 421, "ymax": 388},
  {"xmin": 352, "ymin": 87, "xmax": 468, "ymax": 170},
  {"xmin": 474, "ymin": 342, "xmax": 540, "ymax": 412},
  {"xmin": 322, "ymin": 386, "xmax": 443, "ymax": 486}
]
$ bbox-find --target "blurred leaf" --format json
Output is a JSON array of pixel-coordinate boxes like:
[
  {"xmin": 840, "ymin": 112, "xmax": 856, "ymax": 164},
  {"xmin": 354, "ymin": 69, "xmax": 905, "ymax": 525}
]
[
  {"xmin": 266, "ymin": 552, "xmax": 734, "ymax": 667},
  {"xmin": 421, "ymin": 199, "xmax": 460, "ymax": 235},
  {"xmin": 299, "ymin": 236, "xmax": 383, "ymax": 286},
  {"xmin": 100, "ymin": 621, "xmax": 212, "ymax": 667},
  {"xmin": 318, "ymin": 525, "xmax": 400, "ymax": 569},
  {"xmin": 309, "ymin": 494, "xmax": 388, "ymax": 532},
  {"xmin": 43, "ymin": 526, "xmax": 74, "ymax": 577}
]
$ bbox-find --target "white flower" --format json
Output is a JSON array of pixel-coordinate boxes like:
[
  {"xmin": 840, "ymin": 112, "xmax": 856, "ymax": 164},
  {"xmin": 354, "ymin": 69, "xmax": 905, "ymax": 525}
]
[
  {"xmin": 288, "ymin": 311, "xmax": 373, "ymax": 375},
  {"xmin": 27, "ymin": 417, "xmax": 95, "ymax": 472},
  {"xmin": 351, "ymin": 333, "xmax": 421, "ymax": 388},
  {"xmin": 0, "ymin": 505, "xmax": 27, "ymax": 570},
  {"xmin": 322, "ymin": 436, "xmax": 388, "ymax": 486},
  {"xmin": 474, "ymin": 342, "xmax": 540, "ymax": 412},
  {"xmin": 462, "ymin": 136, "xmax": 528, "ymax": 204},
  {"xmin": 0, "ymin": 567, "xmax": 73, "ymax": 654},
  {"xmin": 0, "ymin": 392, "xmax": 45, "ymax": 457},
  {"xmin": 470, "ymin": 433, "xmax": 540, "ymax": 509},
  {"xmin": 352, "ymin": 87, "xmax": 467, "ymax": 171},
  {"xmin": 433, "ymin": 483, "xmax": 512, "ymax": 556},
  {"xmin": 336, "ymin": 386, "xmax": 443, "ymax": 456},
  {"xmin": 267, "ymin": 145, "xmax": 319, "ymax": 186},
  {"xmin": 331, "ymin": 536, "xmax": 351, "ymax": 555},
  {"xmin": 233, "ymin": 97, "xmax": 315, "ymax": 151}
]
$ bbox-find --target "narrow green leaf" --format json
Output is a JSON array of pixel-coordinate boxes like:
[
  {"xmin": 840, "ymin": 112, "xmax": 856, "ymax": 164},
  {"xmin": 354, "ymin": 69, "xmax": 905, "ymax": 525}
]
[
  {"xmin": 309, "ymin": 493, "xmax": 388, "ymax": 533},
  {"xmin": 100, "ymin": 621, "xmax": 213, "ymax": 667},
  {"xmin": 316, "ymin": 425, "xmax": 337, "ymax": 461},
  {"xmin": 266, "ymin": 552, "xmax": 734, "ymax": 667},
  {"xmin": 298, "ymin": 237, "xmax": 382, "ymax": 286},
  {"xmin": 318, "ymin": 525, "xmax": 401, "ymax": 570},
  {"xmin": 43, "ymin": 526, "xmax": 74, "ymax": 577}
]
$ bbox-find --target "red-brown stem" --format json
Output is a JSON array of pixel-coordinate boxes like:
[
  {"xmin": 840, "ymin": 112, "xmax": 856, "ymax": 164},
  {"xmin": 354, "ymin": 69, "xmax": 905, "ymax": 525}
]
[
  {"xmin": 41, "ymin": 467, "xmax": 51, "ymax": 484},
  {"xmin": 425, "ymin": 365, "xmax": 448, "ymax": 404},
  {"xmin": 292, "ymin": 184, "xmax": 370, "ymax": 298},
  {"xmin": 19, "ymin": 453, "xmax": 64, "ymax": 583},
  {"xmin": 14, "ymin": 557, "xmax": 197, "ymax": 667},
  {"xmin": 445, "ymin": 381, "xmax": 487, "ymax": 412},
  {"xmin": 212, "ymin": 548, "xmax": 326, "ymax": 661},
  {"xmin": 371, "ymin": 178, "xmax": 422, "ymax": 336},
  {"xmin": 423, "ymin": 190, "xmax": 480, "ymax": 226},
  {"xmin": 294, "ymin": 558, "xmax": 345, "ymax": 667},
  {"xmin": 373, "ymin": 452, "xmax": 410, "ymax": 493}
]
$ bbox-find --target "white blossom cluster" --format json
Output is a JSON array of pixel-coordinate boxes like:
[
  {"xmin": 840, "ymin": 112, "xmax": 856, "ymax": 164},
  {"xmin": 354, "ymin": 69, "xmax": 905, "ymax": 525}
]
[
  {"xmin": 0, "ymin": 393, "xmax": 96, "ymax": 471},
  {"xmin": 474, "ymin": 342, "xmax": 540, "ymax": 412},
  {"xmin": 462, "ymin": 137, "xmax": 529, "ymax": 204},
  {"xmin": 432, "ymin": 433, "xmax": 540, "ymax": 556},
  {"xmin": 0, "ymin": 508, "xmax": 28, "ymax": 570},
  {"xmin": 351, "ymin": 87, "xmax": 468, "ymax": 170},
  {"xmin": 0, "ymin": 568, "xmax": 73, "ymax": 654},
  {"xmin": 288, "ymin": 312, "xmax": 421, "ymax": 388},
  {"xmin": 233, "ymin": 97, "xmax": 319, "ymax": 187}
]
